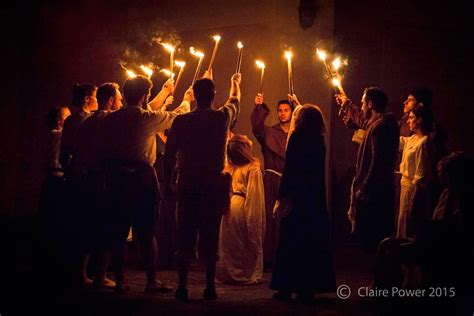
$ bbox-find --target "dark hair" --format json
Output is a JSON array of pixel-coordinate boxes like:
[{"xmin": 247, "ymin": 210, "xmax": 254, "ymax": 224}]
[
  {"xmin": 193, "ymin": 78, "xmax": 215, "ymax": 108},
  {"xmin": 227, "ymin": 134, "xmax": 257, "ymax": 166},
  {"xmin": 72, "ymin": 83, "xmax": 97, "ymax": 107},
  {"xmin": 46, "ymin": 106, "xmax": 63, "ymax": 130},
  {"xmin": 295, "ymin": 104, "xmax": 326, "ymax": 136},
  {"xmin": 364, "ymin": 87, "xmax": 388, "ymax": 112},
  {"xmin": 410, "ymin": 104, "xmax": 434, "ymax": 134},
  {"xmin": 277, "ymin": 99, "xmax": 295, "ymax": 112},
  {"xmin": 123, "ymin": 75, "xmax": 152, "ymax": 106},
  {"xmin": 409, "ymin": 87, "xmax": 433, "ymax": 108},
  {"xmin": 97, "ymin": 82, "xmax": 119, "ymax": 108}
]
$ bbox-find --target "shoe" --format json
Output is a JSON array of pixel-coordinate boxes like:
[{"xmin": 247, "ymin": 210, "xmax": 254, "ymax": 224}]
[
  {"xmin": 203, "ymin": 287, "xmax": 217, "ymax": 300},
  {"xmin": 83, "ymin": 277, "xmax": 93, "ymax": 286},
  {"xmin": 93, "ymin": 278, "xmax": 116, "ymax": 289},
  {"xmin": 273, "ymin": 291, "xmax": 291, "ymax": 302},
  {"xmin": 145, "ymin": 283, "xmax": 173, "ymax": 293},
  {"xmin": 175, "ymin": 287, "xmax": 188, "ymax": 301}
]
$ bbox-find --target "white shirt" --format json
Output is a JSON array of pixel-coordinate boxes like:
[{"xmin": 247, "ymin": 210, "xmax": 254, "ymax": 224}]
[
  {"xmin": 103, "ymin": 101, "xmax": 189, "ymax": 165},
  {"xmin": 399, "ymin": 134, "xmax": 433, "ymax": 187}
]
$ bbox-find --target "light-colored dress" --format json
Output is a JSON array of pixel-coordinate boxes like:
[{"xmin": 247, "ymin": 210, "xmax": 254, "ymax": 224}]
[
  {"xmin": 397, "ymin": 134, "xmax": 434, "ymax": 238},
  {"xmin": 216, "ymin": 162, "xmax": 265, "ymax": 284}
]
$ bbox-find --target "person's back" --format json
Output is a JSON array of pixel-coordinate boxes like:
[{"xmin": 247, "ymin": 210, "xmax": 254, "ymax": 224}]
[
  {"xmin": 169, "ymin": 109, "xmax": 229, "ymax": 177},
  {"xmin": 165, "ymin": 72, "xmax": 241, "ymax": 301}
]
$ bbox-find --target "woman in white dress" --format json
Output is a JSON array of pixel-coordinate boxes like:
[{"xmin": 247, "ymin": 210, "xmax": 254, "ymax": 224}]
[
  {"xmin": 216, "ymin": 134, "xmax": 265, "ymax": 284},
  {"xmin": 397, "ymin": 104, "xmax": 434, "ymax": 238}
]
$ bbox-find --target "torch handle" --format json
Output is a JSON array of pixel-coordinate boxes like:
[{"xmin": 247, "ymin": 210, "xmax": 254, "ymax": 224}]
[{"xmin": 207, "ymin": 42, "xmax": 219, "ymax": 72}]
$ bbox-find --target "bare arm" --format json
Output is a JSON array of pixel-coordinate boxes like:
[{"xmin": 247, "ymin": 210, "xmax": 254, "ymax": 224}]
[{"xmin": 148, "ymin": 79, "xmax": 174, "ymax": 111}]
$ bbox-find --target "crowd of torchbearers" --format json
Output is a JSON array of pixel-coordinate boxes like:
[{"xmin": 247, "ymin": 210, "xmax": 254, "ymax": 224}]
[{"xmin": 39, "ymin": 35, "xmax": 472, "ymax": 303}]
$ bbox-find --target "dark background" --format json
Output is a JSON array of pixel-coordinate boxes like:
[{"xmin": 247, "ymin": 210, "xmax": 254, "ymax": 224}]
[{"xmin": 1, "ymin": 0, "xmax": 473, "ymax": 243}]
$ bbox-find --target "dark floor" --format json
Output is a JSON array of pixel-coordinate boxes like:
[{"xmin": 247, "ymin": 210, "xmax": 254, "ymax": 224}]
[{"xmin": 1, "ymin": 217, "xmax": 471, "ymax": 315}]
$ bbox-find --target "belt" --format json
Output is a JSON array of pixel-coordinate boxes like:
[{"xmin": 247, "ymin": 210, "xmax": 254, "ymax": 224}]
[
  {"xmin": 264, "ymin": 169, "xmax": 282, "ymax": 177},
  {"xmin": 232, "ymin": 191, "xmax": 246, "ymax": 198}
]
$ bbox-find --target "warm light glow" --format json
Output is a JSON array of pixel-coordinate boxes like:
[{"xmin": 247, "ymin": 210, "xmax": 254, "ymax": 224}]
[
  {"xmin": 316, "ymin": 48, "xmax": 327, "ymax": 61},
  {"xmin": 332, "ymin": 77, "xmax": 341, "ymax": 87},
  {"xmin": 140, "ymin": 65, "xmax": 153, "ymax": 78},
  {"xmin": 332, "ymin": 57, "xmax": 341, "ymax": 70},
  {"xmin": 126, "ymin": 69, "xmax": 137, "ymax": 78},
  {"xmin": 161, "ymin": 69, "xmax": 175, "ymax": 78},
  {"xmin": 255, "ymin": 60, "xmax": 265, "ymax": 69},
  {"xmin": 162, "ymin": 43, "xmax": 175, "ymax": 53},
  {"xmin": 213, "ymin": 35, "xmax": 221, "ymax": 41},
  {"xmin": 190, "ymin": 47, "xmax": 204, "ymax": 58},
  {"xmin": 237, "ymin": 42, "xmax": 243, "ymax": 49},
  {"xmin": 175, "ymin": 60, "xmax": 186, "ymax": 68},
  {"xmin": 284, "ymin": 50, "xmax": 293, "ymax": 60}
]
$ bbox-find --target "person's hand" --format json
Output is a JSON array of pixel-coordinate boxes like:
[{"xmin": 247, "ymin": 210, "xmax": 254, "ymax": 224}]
[
  {"xmin": 273, "ymin": 198, "xmax": 292, "ymax": 219},
  {"xmin": 288, "ymin": 94, "xmax": 300, "ymax": 105},
  {"xmin": 355, "ymin": 189, "xmax": 368, "ymax": 203},
  {"xmin": 255, "ymin": 93, "xmax": 264, "ymax": 106},
  {"xmin": 163, "ymin": 96, "xmax": 174, "ymax": 109},
  {"xmin": 342, "ymin": 115, "xmax": 351, "ymax": 126},
  {"xmin": 347, "ymin": 206, "xmax": 355, "ymax": 233},
  {"xmin": 335, "ymin": 93, "xmax": 348, "ymax": 106},
  {"xmin": 183, "ymin": 86, "xmax": 195, "ymax": 103},
  {"xmin": 203, "ymin": 69, "xmax": 213, "ymax": 80},
  {"xmin": 231, "ymin": 73, "xmax": 241, "ymax": 85},
  {"xmin": 163, "ymin": 79, "xmax": 175, "ymax": 95}
]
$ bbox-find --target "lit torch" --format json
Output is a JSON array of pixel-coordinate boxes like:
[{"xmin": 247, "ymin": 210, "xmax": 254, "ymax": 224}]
[
  {"xmin": 161, "ymin": 69, "xmax": 175, "ymax": 79},
  {"xmin": 255, "ymin": 60, "xmax": 265, "ymax": 94},
  {"xmin": 140, "ymin": 65, "xmax": 153, "ymax": 79},
  {"xmin": 126, "ymin": 70, "xmax": 137, "ymax": 78},
  {"xmin": 316, "ymin": 48, "xmax": 333, "ymax": 79},
  {"xmin": 207, "ymin": 35, "xmax": 221, "ymax": 72},
  {"xmin": 174, "ymin": 60, "xmax": 186, "ymax": 93},
  {"xmin": 162, "ymin": 43, "xmax": 175, "ymax": 79},
  {"xmin": 190, "ymin": 47, "xmax": 205, "ymax": 85},
  {"xmin": 235, "ymin": 42, "xmax": 243, "ymax": 73},
  {"xmin": 121, "ymin": 64, "xmax": 137, "ymax": 79},
  {"xmin": 331, "ymin": 77, "xmax": 346, "ymax": 95},
  {"xmin": 284, "ymin": 50, "xmax": 294, "ymax": 95}
]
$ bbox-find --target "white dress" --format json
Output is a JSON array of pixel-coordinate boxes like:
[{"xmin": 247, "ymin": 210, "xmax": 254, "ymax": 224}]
[
  {"xmin": 397, "ymin": 134, "xmax": 434, "ymax": 238},
  {"xmin": 216, "ymin": 162, "xmax": 265, "ymax": 284}
]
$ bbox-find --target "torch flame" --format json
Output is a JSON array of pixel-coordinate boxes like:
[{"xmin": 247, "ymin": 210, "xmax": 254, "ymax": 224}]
[
  {"xmin": 162, "ymin": 43, "xmax": 175, "ymax": 53},
  {"xmin": 190, "ymin": 47, "xmax": 204, "ymax": 58},
  {"xmin": 126, "ymin": 69, "xmax": 137, "ymax": 78},
  {"xmin": 175, "ymin": 60, "xmax": 186, "ymax": 68},
  {"xmin": 332, "ymin": 57, "xmax": 341, "ymax": 71},
  {"xmin": 213, "ymin": 35, "xmax": 221, "ymax": 41},
  {"xmin": 316, "ymin": 48, "xmax": 327, "ymax": 61},
  {"xmin": 332, "ymin": 78, "xmax": 341, "ymax": 87},
  {"xmin": 284, "ymin": 50, "xmax": 293, "ymax": 60},
  {"xmin": 255, "ymin": 60, "xmax": 265, "ymax": 69},
  {"xmin": 140, "ymin": 65, "xmax": 153, "ymax": 78},
  {"xmin": 161, "ymin": 69, "xmax": 175, "ymax": 78},
  {"xmin": 237, "ymin": 42, "xmax": 243, "ymax": 49}
]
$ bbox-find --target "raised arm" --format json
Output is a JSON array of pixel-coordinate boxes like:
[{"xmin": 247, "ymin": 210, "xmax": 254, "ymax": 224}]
[
  {"xmin": 250, "ymin": 93, "xmax": 270, "ymax": 145},
  {"xmin": 286, "ymin": 94, "xmax": 302, "ymax": 147},
  {"xmin": 148, "ymin": 79, "xmax": 174, "ymax": 111},
  {"xmin": 228, "ymin": 72, "xmax": 241, "ymax": 103},
  {"xmin": 219, "ymin": 73, "xmax": 241, "ymax": 127},
  {"xmin": 335, "ymin": 93, "xmax": 365, "ymax": 130}
]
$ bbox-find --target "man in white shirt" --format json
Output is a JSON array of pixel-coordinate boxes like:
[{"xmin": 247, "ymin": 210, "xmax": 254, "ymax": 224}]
[{"xmin": 103, "ymin": 75, "xmax": 191, "ymax": 293}]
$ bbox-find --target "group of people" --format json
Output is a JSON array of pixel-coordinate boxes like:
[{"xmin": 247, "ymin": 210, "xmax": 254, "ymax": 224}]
[
  {"xmin": 337, "ymin": 87, "xmax": 472, "ymax": 294},
  {"xmin": 39, "ymin": 67, "xmax": 471, "ymax": 303}
]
